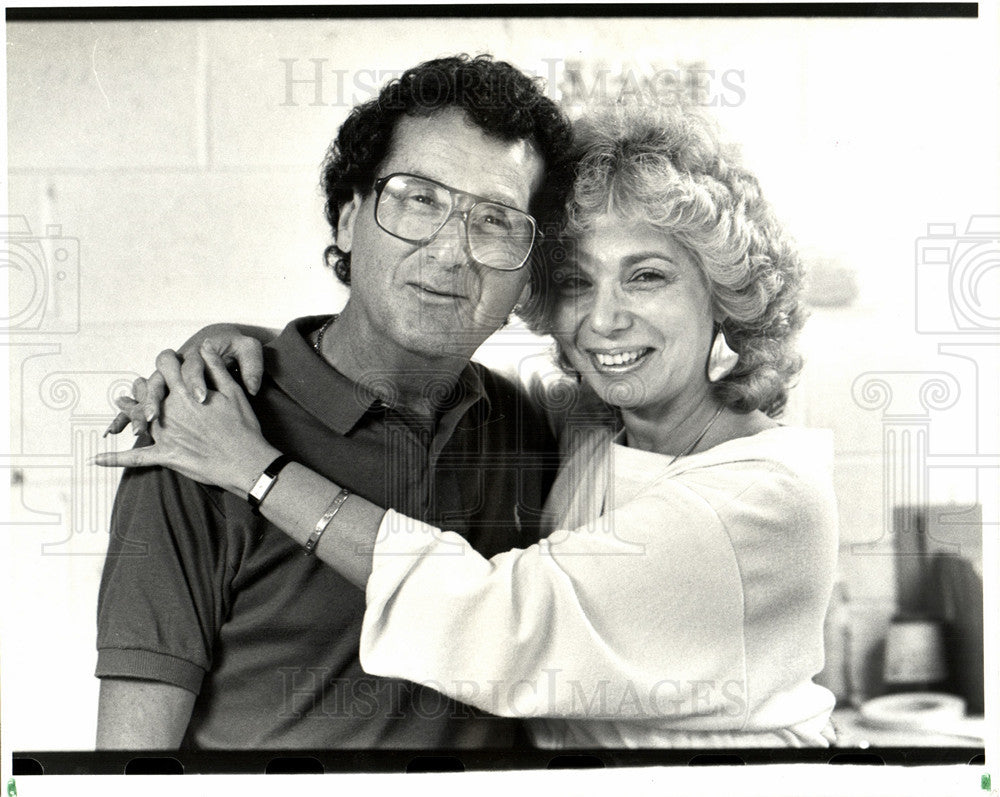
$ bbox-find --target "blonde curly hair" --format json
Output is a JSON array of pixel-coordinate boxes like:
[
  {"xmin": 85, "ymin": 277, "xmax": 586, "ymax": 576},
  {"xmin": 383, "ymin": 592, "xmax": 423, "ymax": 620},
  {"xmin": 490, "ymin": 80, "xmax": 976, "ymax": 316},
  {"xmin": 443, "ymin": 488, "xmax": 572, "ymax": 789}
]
[{"xmin": 525, "ymin": 105, "xmax": 806, "ymax": 417}]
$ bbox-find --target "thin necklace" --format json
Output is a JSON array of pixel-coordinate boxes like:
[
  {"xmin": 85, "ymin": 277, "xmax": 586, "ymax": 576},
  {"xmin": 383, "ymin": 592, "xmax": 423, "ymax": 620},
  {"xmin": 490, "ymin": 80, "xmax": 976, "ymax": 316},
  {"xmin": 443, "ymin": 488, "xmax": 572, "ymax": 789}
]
[
  {"xmin": 603, "ymin": 404, "xmax": 726, "ymax": 517},
  {"xmin": 312, "ymin": 314, "xmax": 389, "ymax": 412},
  {"xmin": 668, "ymin": 404, "xmax": 725, "ymax": 465},
  {"xmin": 312, "ymin": 315, "xmax": 338, "ymax": 356}
]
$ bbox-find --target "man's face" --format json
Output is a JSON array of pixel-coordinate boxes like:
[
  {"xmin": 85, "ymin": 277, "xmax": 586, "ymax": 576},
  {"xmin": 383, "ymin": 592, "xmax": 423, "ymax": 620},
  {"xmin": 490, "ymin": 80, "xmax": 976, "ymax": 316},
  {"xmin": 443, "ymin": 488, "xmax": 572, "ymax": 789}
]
[{"xmin": 337, "ymin": 107, "xmax": 545, "ymax": 362}]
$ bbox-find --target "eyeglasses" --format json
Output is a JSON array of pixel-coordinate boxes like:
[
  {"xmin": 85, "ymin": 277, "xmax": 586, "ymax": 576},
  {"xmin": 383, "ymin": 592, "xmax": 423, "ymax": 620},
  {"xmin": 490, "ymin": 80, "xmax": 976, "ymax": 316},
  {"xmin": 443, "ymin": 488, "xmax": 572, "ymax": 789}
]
[{"xmin": 373, "ymin": 172, "xmax": 538, "ymax": 271}]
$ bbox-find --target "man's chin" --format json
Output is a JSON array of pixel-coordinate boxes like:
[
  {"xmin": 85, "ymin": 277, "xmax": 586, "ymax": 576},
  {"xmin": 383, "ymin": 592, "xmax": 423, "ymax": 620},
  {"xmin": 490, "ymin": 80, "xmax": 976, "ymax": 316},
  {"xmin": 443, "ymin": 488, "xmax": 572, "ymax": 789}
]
[
  {"xmin": 393, "ymin": 319, "xmax": 486, "ymax": 361},
  {"xmin": 403, "ymin": 307, "xmax": 498, "ymax": 346}
]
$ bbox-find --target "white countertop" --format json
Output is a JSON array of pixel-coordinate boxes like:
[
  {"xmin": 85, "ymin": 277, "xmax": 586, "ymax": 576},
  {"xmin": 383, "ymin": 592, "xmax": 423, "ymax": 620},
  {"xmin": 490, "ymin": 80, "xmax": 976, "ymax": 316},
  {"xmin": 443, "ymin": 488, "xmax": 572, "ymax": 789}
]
[{"xmin": 831, "ymin": 707, "xmax": 986, "ymax": 748}]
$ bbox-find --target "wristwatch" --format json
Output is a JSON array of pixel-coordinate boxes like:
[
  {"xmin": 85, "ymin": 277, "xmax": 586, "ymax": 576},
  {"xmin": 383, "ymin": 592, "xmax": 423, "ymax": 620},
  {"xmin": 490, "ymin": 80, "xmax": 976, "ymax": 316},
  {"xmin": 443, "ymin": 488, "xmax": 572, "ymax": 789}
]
[{"xmin": 247, "ymin": 454, "xmax": 294, "ymax": 515}]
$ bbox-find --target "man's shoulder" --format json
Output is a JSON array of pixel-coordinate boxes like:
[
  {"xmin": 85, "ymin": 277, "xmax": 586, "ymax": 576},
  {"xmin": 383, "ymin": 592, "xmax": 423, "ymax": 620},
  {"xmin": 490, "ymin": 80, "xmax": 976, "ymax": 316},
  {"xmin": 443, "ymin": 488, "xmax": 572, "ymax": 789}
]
[
  {"xmin": 469, "ymin": 360, "xmax": 527, "ymax": 402},
  {"xmin": 111, "ymin": 452, "xmax": 231, "ymax": 539},
  {"xmin": 467, "ymin": 362, "xmax": 608, "ymax": 442},
  {"xmin": 118, "ymin": 436, "xmax": 226, "ymax": 501},
  {"xmin": 469, "ymin": 362, "xmax": 548, "ymax": 420},
  {"xmin": 465, "ymin": 362, "xmax": 557, "ymax": 446}
]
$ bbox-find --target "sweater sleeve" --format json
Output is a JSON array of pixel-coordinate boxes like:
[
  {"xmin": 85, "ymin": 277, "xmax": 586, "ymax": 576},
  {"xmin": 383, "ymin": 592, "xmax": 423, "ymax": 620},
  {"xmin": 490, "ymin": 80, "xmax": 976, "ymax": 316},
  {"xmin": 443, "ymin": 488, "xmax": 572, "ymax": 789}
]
[{"xmin": 360, "ymin": 479, "xmax": 748, "ymax": 722}]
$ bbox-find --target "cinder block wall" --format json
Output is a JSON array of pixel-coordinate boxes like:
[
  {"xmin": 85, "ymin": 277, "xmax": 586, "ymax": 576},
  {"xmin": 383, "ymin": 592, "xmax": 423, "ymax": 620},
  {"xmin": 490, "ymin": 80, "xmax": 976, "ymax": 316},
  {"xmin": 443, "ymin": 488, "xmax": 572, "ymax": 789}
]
[{"xmin": 7, "ymin": 18, "xmax": 993, "ymax": 748}]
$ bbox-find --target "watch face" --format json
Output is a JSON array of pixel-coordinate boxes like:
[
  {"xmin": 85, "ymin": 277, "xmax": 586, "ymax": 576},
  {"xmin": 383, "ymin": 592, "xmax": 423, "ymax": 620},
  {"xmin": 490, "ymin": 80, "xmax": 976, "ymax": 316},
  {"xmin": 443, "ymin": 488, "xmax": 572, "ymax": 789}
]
[
  {"xmin": 248, "ymin": 474, "xmax": 274, "ymax": 502},
  {"xmin": 249, "ymin": 455, "xmax": 292, "ymax": 509}
]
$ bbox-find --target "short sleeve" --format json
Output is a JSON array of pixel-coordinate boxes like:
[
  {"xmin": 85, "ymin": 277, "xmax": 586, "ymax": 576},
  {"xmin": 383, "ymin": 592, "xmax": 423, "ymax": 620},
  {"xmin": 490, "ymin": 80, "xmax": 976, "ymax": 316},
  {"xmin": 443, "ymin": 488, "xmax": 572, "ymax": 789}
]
[{"xmin": 96, "ymin": 464, "xmax": 231, "ymax": 695}]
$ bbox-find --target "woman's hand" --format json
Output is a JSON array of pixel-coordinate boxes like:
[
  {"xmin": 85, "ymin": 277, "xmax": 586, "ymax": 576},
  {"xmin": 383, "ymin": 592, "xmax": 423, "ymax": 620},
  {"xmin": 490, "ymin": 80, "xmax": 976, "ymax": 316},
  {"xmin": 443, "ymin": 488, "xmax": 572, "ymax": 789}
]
[
  {"xmin": 104, "ymin": 324, "xmax": 266, "ymax": 437},
  {"xmin": 94, "ymin": 349, "xmax": 281, "ymax": 498}
]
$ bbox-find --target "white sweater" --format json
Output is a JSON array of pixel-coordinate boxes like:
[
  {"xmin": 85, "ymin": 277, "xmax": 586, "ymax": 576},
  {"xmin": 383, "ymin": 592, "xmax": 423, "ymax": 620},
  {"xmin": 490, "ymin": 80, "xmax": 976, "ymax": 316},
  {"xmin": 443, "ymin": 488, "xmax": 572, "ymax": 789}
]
[{"xmin": 360, "ymin": 425, "xmax": 839, "ymax": 748}]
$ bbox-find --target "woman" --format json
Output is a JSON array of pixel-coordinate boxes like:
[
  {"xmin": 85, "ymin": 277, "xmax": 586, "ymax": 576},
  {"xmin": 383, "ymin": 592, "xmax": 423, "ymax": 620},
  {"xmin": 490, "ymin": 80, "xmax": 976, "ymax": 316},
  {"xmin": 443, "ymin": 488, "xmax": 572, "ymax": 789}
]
[{"xmin": 97, "ymin": 105, "xmax": 838, "ymax": 747}]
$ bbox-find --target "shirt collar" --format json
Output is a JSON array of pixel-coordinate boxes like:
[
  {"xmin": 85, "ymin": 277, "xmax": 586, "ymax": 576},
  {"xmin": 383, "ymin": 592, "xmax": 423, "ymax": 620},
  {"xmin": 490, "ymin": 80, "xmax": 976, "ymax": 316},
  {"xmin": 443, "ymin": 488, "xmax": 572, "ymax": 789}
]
[{"xmin": 265, "ymin": 316, "xmax": 489, "ymax": 435}]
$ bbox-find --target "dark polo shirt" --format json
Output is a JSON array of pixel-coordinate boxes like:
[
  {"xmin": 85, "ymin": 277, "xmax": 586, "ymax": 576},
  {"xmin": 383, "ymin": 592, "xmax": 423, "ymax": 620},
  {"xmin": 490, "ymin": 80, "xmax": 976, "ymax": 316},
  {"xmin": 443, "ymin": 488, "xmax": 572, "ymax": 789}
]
[{"xmin": 97, "ymin": 316, "xmax": 558, "ymax": 749}]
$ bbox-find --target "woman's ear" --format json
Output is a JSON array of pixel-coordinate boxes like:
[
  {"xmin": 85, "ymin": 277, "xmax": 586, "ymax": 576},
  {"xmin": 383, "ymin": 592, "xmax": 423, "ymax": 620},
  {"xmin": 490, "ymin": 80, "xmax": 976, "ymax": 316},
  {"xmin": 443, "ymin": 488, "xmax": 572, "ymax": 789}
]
[{"xmin": 336, "ymin": 191, "xmax": 363, "ymax": 254}]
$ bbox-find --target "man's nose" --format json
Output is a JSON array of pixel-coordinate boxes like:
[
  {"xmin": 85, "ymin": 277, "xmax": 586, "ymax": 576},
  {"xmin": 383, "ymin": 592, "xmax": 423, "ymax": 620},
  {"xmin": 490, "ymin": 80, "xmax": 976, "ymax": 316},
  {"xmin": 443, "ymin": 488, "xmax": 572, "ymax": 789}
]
[
  {"xmin": 422, "ymin": 212, "xmax": 472, "ymax": 269},
  {"xmin": 587, "ymin": 284, "xmax": 632, "ymax": 337}
]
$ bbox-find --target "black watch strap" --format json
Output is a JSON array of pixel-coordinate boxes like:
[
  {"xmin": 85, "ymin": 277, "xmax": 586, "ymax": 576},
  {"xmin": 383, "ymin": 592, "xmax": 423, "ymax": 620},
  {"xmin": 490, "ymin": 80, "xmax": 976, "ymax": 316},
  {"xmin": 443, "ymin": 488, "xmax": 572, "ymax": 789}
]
[{"xmin": 247, "ymin": 454, "xmax": 294, "ymax": 515}]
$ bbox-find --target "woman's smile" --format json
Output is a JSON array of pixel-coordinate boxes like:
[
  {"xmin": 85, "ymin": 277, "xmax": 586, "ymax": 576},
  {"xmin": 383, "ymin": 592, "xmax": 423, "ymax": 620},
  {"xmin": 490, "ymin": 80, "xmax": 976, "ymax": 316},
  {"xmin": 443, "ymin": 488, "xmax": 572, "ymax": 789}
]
[
  {"xmin": 554, "ymin": 213, "xmax": 716, "ymax": 416},
  {"xmin": 588, "ymin": 347, "xmax": 654, "ymax": 372}
]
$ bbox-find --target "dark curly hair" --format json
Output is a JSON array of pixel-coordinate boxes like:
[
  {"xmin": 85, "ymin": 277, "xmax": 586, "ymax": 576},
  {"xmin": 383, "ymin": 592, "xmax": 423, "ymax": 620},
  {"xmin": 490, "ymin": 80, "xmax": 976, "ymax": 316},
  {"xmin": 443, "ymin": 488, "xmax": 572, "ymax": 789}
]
[
  {"xmin": 525, "ymin": 105, "xmax": 807, "ymax": 418},
  {"xmin": 320, "ymin": 54, "xmax": 574, "ymax": 284}
]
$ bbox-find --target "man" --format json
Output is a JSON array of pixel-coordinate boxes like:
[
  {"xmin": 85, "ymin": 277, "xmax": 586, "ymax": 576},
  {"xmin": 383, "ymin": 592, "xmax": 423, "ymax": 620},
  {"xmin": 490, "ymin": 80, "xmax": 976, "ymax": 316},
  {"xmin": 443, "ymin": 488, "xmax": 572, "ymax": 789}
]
[{"xmin": 96, "ymin": 54, "xmax": 573, "ymax": 749}]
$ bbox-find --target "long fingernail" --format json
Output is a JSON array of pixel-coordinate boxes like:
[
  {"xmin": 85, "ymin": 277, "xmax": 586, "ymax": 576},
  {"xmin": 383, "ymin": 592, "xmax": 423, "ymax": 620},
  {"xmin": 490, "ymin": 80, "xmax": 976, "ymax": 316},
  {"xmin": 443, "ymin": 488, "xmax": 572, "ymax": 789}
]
[
  {"xmin": 194, "ymin": 388, "xmax": 207, "ymax": 403},
  {"xmin": 102, "ymin": 424, "xmax": 113, "ymax": 438}
]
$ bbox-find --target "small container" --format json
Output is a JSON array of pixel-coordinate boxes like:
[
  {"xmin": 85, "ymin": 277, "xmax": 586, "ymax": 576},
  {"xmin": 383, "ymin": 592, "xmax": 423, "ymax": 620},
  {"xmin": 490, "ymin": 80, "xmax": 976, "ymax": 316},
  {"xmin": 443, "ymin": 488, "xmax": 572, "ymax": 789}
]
[{"xmin": 882, "ymin": 617, "xmax": 947, "ymax": 693}]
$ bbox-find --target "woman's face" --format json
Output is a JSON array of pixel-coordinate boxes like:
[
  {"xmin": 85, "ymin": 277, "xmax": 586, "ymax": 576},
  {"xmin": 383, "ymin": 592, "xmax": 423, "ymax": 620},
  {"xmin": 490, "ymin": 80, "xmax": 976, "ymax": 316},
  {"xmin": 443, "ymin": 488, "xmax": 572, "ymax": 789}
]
[{"xmin": 551, "ymin": 214, "xmax": 717, "ymax": 417}]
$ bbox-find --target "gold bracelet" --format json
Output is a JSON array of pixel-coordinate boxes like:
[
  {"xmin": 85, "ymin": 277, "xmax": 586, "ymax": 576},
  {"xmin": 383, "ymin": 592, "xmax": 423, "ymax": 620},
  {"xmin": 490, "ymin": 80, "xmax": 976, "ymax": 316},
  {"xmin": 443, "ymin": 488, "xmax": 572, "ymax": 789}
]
[{"xmin": 305, "ymin": 488, "xmax": 350, "ymax": 555}]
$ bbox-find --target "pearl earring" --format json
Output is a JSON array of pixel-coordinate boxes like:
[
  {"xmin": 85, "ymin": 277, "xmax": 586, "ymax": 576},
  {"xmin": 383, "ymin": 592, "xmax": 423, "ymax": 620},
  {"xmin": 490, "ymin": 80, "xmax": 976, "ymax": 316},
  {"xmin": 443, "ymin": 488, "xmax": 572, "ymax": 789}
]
[{"xmin": 707, "ymin": 329, "xmax": 739, "ymax": 382}]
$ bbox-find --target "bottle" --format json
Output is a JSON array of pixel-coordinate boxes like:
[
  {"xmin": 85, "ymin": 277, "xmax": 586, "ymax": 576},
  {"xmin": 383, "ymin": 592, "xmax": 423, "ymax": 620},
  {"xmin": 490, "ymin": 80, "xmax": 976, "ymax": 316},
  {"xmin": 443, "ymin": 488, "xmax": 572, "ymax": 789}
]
[{"xmin": 817, "ymin": 579, "xmax": 855, "ymax": 707}]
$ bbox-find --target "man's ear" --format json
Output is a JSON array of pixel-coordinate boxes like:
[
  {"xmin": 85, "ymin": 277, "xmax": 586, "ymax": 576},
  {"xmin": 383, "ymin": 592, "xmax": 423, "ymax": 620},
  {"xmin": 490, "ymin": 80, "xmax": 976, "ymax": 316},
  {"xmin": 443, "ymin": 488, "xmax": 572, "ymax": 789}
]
[
  {"xmin": 336, "ymin": 191, "xmax": 363, "ymax": 254},
  {"xmin": 515, "ymin": 282, "xmax": 532, "ymax": 310}
]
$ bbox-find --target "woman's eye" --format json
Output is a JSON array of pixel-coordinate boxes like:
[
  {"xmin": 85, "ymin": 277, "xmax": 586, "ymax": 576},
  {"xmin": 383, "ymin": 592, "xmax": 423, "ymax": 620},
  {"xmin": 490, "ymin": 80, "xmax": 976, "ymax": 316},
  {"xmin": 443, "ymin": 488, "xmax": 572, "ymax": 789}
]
[
  {"xmin": 629, "ymin": 270, "xmax": 668, "ymax": 285},
  {"xmin": 557, "ymin": 273, "xmax": 590, "ymax": 293}
]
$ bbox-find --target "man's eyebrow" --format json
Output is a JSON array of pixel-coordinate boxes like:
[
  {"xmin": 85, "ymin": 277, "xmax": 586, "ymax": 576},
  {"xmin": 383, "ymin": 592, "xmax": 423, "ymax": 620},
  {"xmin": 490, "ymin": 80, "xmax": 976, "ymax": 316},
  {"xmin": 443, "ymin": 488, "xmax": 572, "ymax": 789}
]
[
  {"xmin": 459, "ymin": 183, "xmax": 522, "ymax": 208},
  {"xmin": 394, "ymin": 167, "xmax": 523, "ymax": 207}
]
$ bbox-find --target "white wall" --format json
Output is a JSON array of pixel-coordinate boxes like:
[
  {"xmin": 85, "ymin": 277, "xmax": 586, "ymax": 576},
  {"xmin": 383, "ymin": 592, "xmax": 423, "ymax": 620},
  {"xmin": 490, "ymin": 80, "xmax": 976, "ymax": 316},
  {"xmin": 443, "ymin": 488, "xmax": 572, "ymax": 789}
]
[{"xmin": 5, "ymin": 16, "xmax": 998, "ymax": 749}]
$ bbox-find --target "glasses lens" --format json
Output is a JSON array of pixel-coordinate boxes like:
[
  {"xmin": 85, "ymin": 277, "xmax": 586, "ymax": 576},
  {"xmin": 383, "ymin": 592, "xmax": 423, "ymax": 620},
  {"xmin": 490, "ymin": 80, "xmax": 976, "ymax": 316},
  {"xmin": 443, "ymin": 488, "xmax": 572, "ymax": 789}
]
[
  {"xmin": 375, "ymin": 174, "xmax": 536, "ymax": 270},
  {"xmin": 467, "ymin": 203, "xmax": 535, "ymax": 270},
  {"xmin": 376, "ymin": 175, "xmax": 451, "ymax": 241}
]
